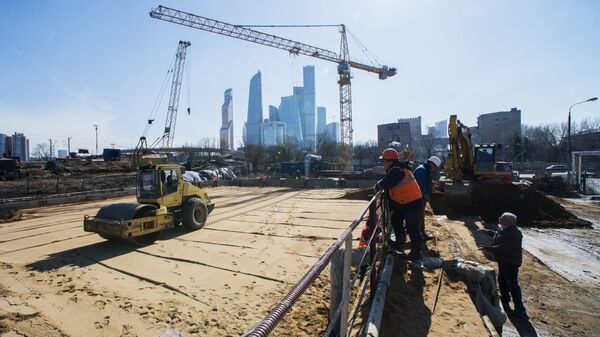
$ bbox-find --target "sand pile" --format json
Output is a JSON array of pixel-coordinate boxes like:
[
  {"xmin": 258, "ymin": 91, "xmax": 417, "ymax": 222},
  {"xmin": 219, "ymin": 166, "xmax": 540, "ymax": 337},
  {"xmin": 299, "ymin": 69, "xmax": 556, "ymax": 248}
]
[{"xmin": 432, "ymin": 183, "xmax": 591, "ymax": 228}]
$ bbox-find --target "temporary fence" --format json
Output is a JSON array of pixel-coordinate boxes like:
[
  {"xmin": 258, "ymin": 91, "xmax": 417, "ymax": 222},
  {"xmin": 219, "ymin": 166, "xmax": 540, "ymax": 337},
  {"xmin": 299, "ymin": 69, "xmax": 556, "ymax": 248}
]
[{"xmin": 242, "ymin": 190, "xmax": 396, "ymax": 337}]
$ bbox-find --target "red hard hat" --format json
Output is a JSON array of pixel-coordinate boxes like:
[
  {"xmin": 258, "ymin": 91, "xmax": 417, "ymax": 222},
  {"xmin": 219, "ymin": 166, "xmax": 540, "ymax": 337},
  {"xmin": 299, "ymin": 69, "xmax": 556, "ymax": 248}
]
[{"xmin": 379, "ymin": 148, "xmax": 399, "ymax": 160}]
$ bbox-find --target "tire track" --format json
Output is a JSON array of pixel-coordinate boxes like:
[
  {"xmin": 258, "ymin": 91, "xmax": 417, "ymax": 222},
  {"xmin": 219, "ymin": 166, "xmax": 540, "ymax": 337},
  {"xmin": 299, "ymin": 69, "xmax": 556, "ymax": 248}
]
[
  {"xmin": 77, "ymin": 251, "xmax": 211, "ymax": 306},
  {"xmin": 174, "ymin": 238, "xmax": 319, "ymax": 259}
]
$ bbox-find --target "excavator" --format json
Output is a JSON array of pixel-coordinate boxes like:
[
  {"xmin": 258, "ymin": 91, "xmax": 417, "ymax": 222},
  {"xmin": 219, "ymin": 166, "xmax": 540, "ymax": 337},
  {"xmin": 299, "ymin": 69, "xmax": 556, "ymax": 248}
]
[
  {"xmin": 84, "ymin": 162, "xmax": 214, "ymax": 245},
  {"xmin": 440, "ymin": 115, "xmax": 512, "ymax": 207}
]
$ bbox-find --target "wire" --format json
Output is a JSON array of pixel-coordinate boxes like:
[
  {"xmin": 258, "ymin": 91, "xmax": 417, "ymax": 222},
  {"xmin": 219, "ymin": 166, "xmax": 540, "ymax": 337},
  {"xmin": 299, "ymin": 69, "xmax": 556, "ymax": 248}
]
[
  {"xmin": 186, "ymin": 48, "xmax": 192, "ymax": 115},
  {"xmin": 346, "ymin": 28, "xmax": 381, "ymax": 67},
  {"xmin": 144, "ymin": 53, "xmax": 178, "ymax": 138}
]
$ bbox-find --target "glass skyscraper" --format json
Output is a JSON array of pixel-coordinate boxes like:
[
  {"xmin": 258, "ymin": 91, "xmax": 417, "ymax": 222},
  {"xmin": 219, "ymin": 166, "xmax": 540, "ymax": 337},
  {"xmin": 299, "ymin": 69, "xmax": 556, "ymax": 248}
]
[
  {"xmin": 219, "ymin": 88, "xmax": 234, "ymax": 150},
  {"xmin": 279, "ymin": 95, "xmax": 303, "ymax": 144},
  {"xmin": 245, "ymin": 71, "xmax": 263, "ymax": 145},
  {"xmin": 302, "ymin": 66, "xmax": 316, "ymax": 150},
  {"xmin": 317, "ymin": 106, "xmax": 327, "ymax": 136}
]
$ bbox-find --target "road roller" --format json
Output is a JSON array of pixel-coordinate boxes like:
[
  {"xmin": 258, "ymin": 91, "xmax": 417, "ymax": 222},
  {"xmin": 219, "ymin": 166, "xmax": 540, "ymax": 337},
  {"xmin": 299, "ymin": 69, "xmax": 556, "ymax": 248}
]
[{"xmin": 84, "ymin": 163, "xmax": 214, "ymax": 245}]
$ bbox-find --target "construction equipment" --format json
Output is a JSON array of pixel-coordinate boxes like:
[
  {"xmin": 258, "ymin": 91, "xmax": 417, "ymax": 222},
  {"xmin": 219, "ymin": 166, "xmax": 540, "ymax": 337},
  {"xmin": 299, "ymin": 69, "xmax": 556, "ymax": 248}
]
[
  {"xmin": 441, "ymin": 115, "xmax": 511, "ymax": 207},
  {"xmin": 149, "ymin": 5, "xmax": 396, "ymax": 171},
  {"xmin": 131, "ymin": 40, "xmax": 191, "ymax": 168},
  {"xmin": 84, "ymin": 162, "xmax": 214, "ymax": 245}
]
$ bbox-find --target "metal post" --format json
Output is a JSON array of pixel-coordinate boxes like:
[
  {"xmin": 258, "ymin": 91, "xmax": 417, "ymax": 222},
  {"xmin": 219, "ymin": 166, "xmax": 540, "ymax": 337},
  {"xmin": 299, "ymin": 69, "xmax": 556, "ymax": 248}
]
[
  {"xmin": 368, "ymin": 199, "xmax": 378, "ymax": 300},
  {"xmin": 340, "ymin": 234, "xmax": 352, "ymax": 337}
]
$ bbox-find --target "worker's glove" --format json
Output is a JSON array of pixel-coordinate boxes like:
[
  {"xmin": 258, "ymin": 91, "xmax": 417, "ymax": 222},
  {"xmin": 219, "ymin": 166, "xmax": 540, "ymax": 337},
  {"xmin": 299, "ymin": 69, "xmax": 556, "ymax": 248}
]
[{"xmin": 374, "ymin": 180, "xmax": 382, "ymax": 192}]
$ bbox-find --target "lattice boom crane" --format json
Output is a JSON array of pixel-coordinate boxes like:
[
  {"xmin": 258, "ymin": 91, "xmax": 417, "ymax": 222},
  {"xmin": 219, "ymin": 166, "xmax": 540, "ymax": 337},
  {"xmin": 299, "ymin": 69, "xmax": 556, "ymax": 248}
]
[
  {"xmin": 150, "ymin": 5, "xmax": 396, "ymax": 168},
  {"xmin": 163, "ymin": 40, "xmax": 191, "ymax": 148}
]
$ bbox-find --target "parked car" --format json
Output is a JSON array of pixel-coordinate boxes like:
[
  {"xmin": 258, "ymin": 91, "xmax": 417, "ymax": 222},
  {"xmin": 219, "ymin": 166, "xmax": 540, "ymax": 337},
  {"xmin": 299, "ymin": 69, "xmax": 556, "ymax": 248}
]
[{"xmin": 545, "ymin": 164, "xmax": 567, "ymax": 172}]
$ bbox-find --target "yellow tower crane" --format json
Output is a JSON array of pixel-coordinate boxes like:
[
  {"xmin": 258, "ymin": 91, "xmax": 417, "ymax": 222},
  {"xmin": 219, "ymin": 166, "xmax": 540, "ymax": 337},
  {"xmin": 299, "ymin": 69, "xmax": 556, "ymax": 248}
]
[{"xmin": 149, "ymin": 5, "xmax": 396, "ymax": 171}]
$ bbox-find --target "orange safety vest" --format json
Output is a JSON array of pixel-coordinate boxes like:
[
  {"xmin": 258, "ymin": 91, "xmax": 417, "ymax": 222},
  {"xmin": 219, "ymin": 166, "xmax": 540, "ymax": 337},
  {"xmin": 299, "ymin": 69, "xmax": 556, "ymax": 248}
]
[{"xmin": 388, "ymin": 167, "xmax": 422, "ymax": 204}]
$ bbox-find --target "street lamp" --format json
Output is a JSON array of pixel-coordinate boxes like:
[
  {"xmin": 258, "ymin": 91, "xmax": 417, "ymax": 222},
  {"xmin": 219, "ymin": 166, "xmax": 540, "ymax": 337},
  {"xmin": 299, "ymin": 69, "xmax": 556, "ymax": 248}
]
[{"xmin": 568, "ymin": 97, "xmax": 598, "ymax": 180}]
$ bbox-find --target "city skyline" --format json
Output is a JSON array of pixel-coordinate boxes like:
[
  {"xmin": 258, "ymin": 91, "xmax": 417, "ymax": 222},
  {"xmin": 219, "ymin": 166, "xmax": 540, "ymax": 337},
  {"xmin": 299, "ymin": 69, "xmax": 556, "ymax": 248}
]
[{"xmin": 1, "ymin": 1, "xmax": 598, "ymax": 152}]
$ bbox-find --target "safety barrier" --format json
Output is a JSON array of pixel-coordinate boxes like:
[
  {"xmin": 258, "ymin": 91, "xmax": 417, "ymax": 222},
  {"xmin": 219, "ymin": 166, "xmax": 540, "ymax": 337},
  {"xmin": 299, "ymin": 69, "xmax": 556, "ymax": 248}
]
[{"xmin": 242, "ymin": 190, "xmax": 393, "ymax": 337}]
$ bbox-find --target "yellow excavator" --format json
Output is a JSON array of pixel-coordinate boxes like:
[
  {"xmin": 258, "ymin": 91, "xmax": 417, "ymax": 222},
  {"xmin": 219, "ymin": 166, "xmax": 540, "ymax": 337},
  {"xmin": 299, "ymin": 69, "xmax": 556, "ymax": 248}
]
[
  {"xmin": 84, "ymin": 162, "xmax": 214, "ymax": 245},
  {"xmin": 441, "ymin": 115, "xmax": 509, "ymax": 207}
]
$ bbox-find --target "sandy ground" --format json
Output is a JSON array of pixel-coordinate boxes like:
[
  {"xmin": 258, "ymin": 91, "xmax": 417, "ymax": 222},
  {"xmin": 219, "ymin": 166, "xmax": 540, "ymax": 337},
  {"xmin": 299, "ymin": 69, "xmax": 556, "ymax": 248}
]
[
  {"xmin": 0, "ymin": 187, "xmax": 368, "ymax": 336},
  {"xmin": 3, "ymin": 186, "xmax": 596, "ymax": 337}
]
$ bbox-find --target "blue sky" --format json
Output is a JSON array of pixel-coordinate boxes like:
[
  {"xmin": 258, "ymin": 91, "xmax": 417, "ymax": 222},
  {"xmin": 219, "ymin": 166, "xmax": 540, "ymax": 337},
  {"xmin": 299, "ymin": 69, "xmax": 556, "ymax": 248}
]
[{"xmin": 1, "ymin": 0, "xmax": 598, "ymax": 152}]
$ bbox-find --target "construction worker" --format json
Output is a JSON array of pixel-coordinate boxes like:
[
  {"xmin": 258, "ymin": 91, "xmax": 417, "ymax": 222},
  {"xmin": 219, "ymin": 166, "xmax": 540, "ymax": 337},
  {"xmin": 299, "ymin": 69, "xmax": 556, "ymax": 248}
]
[
  {"xmin": 481, "ymin": 212, "xmax": 527, "ymax": 317},
  {"xmin": 375, "ymin": 148, "xmax": 424, "ymax": 261},
  {"xmin": 414, "ymin": 156, "xmax": 442, "ymax": 241}
]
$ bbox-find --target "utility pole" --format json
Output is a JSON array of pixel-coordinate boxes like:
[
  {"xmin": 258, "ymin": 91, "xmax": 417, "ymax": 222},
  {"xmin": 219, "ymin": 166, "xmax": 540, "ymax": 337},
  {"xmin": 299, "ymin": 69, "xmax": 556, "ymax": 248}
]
[
  {"xmin": 93, "ymin": 124, "xmax": 99, "ymax": 155},
  {"xmin": 49, "ymin": 139, "xmax": 53, "ymax": 159}
]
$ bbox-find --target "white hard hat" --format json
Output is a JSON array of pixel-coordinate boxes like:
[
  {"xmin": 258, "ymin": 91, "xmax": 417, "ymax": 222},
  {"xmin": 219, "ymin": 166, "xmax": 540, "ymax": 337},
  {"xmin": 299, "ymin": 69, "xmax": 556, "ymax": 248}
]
[{"xmin": 427, "ymin": 156, "xmax": 442, "ymax": 167}]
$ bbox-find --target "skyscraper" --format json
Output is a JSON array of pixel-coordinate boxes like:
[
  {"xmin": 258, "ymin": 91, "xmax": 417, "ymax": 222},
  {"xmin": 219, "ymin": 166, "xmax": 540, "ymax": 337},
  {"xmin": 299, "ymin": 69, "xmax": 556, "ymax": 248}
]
[
  {"xmin": 245, "ymin": 71, "xmax": 263, "ymax": 145},
  {"xmin": 11, "ymin": 133, "xmax": 29, "ymax": 160},
  {"xmin": 220, "ymin": 88, "xmax": 234, "ymax": 150},
  {"xmin": 316, "ymin": 106, "xmax": 327, "ymax": 136},
  {"xmin": 279, "ymin": 95, "xmax": 303, "ymax": 144},
  {"xmin": 268, "ymin": 105, "xmax": 280, "ymax": 122},
  {"xmin": 326, "ymin": 122, "xmax": 340, "ymax": 143},
  {"xmin": 0, "ymin": 134, "xmax": 7, "ymax": 157},
  {"xmin": 262, "ymin": 121, "xmax": 286, "ymax": 146},
  {"xmin": 302, "ymin": 65, "xmax": 316, "ymax": 150}
]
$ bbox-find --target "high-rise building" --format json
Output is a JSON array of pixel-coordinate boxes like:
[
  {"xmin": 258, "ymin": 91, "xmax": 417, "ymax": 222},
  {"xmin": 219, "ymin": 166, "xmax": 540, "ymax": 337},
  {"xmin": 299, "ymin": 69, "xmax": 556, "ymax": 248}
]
[
  {"xmin": 326, "ymin": 122, "xmax": 340, "ymax": 143},
  {"xmin": 377, "ymin": 122, "xmax": 411, "ymax": 150},
  {"xmin": 317, "ymin": 106, "xmax": 327, "ymax": 136},
  {"xmin": 477, "ymin": 108, "xmax": 521, "ymax": 158},
  {"xmin": 0, "ymin": 134, "xmax": 7, "ymax": 157},
  {"xmin": 430, "ymin": 119, "xmax": 447, "ymax": 138},
  {"xmin": 262, "ymin": 121, "xmax": 286, "ymax": 146},
  {"xmin": 219, "ymin": 88, "xmax": 234, "ymax": 150},
  {"xmin": 245, "ymin": 71, "xmax": 263, "ymax": 145},
  {"xmin": 302, "ymin": 66, "xmax": 316, "ymax": 150},
  {"xmin": 11, "ymin": 133, "xmax": 29, "ymax": 161},
  {"xmin": 268, "ymin": 105, "xmax": 280, "ymax": 122},
  {"xmin": 279, "ymin": 95, "xmax": 303, "ymax": 144}
]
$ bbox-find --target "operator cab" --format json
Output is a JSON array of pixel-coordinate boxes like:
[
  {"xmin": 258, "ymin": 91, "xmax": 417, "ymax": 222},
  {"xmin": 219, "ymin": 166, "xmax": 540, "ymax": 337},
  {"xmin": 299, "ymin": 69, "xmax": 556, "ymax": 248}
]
[
  {"xmin": 136, "ymin": 164, "xmax": 181, "ymax": 199},
  {"xmin": 473, "ymin": 144, "xmax": 497, "ymax": 176}
]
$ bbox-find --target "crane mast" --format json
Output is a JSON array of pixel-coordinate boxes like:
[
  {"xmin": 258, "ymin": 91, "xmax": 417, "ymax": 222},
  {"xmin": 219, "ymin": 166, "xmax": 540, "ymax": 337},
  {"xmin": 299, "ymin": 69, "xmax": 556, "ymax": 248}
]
[
  {"xmin": 163, "ymin": 40, "xmax": 191, "ymax": 148},
  {"xmin": 150, "ymin": 5, "xmax": 396, "ymax": 168}
]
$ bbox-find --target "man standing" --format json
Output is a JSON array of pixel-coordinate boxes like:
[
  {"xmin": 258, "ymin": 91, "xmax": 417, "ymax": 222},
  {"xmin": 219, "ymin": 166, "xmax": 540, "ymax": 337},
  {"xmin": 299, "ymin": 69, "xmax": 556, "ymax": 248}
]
[
  {"xmin": 375, "ymin": 148, "xmax": 424, "ymax": 261},
  {"xmin": 482, "ymin": 212, "xmax": 527, "ymax": 316},
  {"xmin": 413, "ymin": 156, "xmax": 441, "ymax": 241}
]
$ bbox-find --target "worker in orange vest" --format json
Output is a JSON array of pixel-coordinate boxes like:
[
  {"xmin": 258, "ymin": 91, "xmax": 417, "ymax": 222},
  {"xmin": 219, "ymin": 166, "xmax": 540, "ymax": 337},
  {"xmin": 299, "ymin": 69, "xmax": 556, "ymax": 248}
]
[{"xmin": 375, "ymin": 148, "xmax": 424, "ymax": 261}]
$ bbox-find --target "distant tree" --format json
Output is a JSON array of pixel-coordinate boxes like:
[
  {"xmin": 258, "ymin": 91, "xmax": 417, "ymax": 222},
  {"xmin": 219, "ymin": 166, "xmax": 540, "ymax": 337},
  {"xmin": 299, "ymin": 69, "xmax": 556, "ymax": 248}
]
[
  {"xmin": 316, "ymin": 132, "xmax": 338, "ymax": 162},
  {"xmin": 353, "ymin": 140, "xmax": 379, "ymax": 169},
  {"xmin": 422, "ymin": 135, "xmax": 434, "ymax": 159},
  {"xmin": 32, "ymin": 143, "xmax": 51, "ymax": 161}
]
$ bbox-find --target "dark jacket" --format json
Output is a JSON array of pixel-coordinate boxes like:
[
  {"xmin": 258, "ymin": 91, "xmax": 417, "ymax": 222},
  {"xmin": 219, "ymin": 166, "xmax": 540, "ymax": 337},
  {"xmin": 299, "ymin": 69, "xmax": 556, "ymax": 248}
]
[
  {"xmin": 413, "ymin": 163, "xmax": 432, "ymax": 198},
  {"xmin": 486, "ymin": 224, "xmax": 523, "ymax": 266},
  {"xmin": 376, "ymin": 160, "xmax": 423, "ymax": 210}
]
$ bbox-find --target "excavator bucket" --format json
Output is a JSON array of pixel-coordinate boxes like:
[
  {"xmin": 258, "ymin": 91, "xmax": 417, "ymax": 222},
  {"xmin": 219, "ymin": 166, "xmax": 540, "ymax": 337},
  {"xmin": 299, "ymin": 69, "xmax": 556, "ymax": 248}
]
[{"xmin": 442, "ymin": 180, "xmax": 473, "ymax": 207}]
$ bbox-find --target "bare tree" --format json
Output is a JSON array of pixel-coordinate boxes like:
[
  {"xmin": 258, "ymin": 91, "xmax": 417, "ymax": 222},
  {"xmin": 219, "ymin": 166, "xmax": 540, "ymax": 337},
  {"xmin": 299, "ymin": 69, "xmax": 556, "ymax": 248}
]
[
  {"xmin": 33, "ymin": 143, "xmax": 51, "ymax": 161},
  {"xmin": 316, "ymin": 132, "xmax": 338, "ymax": 162}
]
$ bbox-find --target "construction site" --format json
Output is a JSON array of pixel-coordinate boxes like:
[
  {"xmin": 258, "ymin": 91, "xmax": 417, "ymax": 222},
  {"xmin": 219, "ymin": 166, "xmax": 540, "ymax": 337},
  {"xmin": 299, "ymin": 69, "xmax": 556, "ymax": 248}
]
[{"xmin": 1, "ymin": 3, "xmax": 600, "ymax": 337}]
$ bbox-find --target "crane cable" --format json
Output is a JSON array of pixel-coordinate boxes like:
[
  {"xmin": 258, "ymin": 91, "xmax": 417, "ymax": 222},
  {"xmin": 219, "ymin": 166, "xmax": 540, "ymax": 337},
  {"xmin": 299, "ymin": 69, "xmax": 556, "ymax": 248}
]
[
  {"xmin": 185, "ymin": 47, "xmax": 192, "ymax": 116},
  {"xmin": 143, "ymin": 53, "xmax": 178, "ymax": 139},
  {"xmin": 346, "ymin": 28, "xmax": 381, "ymax": 67}
]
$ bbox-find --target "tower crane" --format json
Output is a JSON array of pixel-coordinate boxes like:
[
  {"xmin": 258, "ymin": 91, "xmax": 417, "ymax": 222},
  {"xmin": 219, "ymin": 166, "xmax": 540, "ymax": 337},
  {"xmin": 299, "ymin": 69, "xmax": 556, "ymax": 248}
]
[
  {"xmin": 132, "ymin": 40, "xmax": 190, "ymax": 168},
  {"xmin": 149, "ymin": 5, "xmax": 396, "ymax": 170},
  {"xmin": 162, "ymin": 40, "xmax": 191, "ymax": 148}
]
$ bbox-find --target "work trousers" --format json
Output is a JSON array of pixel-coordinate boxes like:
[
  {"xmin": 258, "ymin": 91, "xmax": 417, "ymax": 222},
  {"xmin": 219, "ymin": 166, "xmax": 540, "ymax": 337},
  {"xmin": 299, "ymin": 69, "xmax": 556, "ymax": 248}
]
[
  {"xmin": 498, "ymin": 263, "xmax": 525, "ymax": 310},
  {"xmin": 390, "ymin": 206, "xmax": 422, "ymax": 256}
]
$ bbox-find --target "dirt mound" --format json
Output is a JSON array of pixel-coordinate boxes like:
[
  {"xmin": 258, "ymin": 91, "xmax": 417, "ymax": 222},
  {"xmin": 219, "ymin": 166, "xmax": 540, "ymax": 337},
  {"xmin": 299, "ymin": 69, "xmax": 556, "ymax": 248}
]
[
  {"xmin": 432, "ymin": 183, "xmax": 591, "ymax": 228},
  {"xmin": 532, "ymin": 176, "xmax": 580, "ymax": 198}
]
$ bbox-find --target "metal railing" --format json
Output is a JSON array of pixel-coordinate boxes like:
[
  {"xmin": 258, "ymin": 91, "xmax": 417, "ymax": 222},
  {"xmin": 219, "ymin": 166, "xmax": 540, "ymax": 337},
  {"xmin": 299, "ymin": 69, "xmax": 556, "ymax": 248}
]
[{"xmin": 243, "ymin": 190, "xmax": 392, "ymax": 337}]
